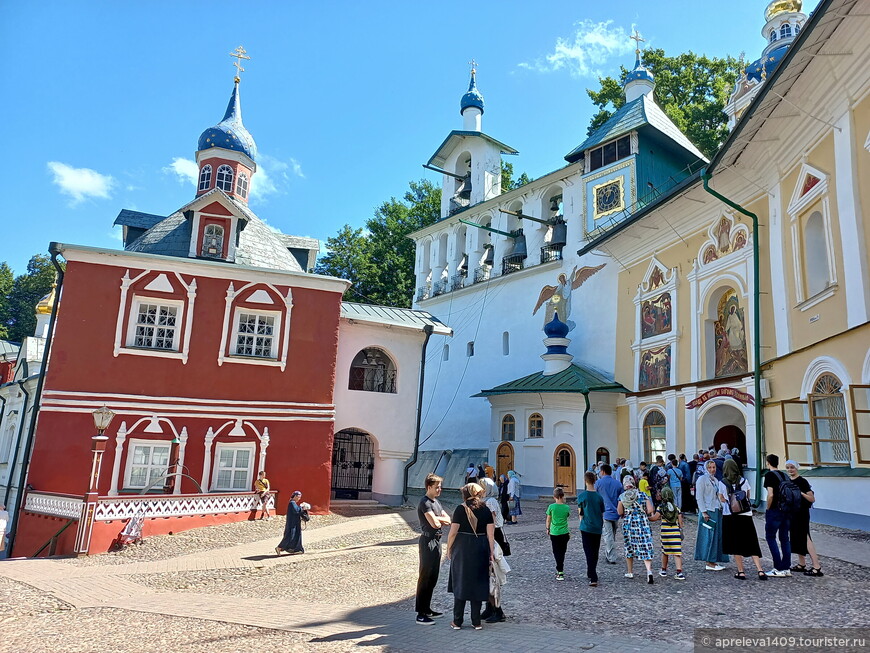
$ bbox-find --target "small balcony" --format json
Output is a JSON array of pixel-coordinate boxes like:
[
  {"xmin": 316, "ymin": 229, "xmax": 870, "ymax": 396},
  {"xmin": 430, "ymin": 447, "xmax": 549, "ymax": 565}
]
[
  {"xmin": 432, "ymin": 280, "xmax": 448, "ymax": 297},
  {"xmin": 416, "ymin": 284, "xmax": 431, "ymax": 302},
  {"xmin": 540, "ymin": 244, "xmax": 564, "ymax": 264},
  {"xmin": 501, "ymin": 255, "xmax": 525, "ymax": 276},
  {"xmin": 474, "ymin": 265, "xmax": 492, "ymax": 283},
  {"xmin": 451, "ymin": 272, "xmax": 467, "ymax": 291}
]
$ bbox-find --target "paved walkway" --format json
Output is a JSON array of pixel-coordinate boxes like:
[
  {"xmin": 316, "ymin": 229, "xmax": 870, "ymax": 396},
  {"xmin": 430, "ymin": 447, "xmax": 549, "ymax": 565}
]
[{"xmin": 1, "ymin": 509, "xmax": 866, "ymax": 652}]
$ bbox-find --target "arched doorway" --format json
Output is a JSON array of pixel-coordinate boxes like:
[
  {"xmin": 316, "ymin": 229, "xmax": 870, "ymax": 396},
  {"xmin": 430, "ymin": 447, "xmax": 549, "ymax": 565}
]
[
  {"xmin": 331, "ymin": 428, "xmax": 375, "ymax": 499},
  {"xmin": 554, "ymin": 444, "xmax": 576, "ymax": 494},
  {"xmin": 701, "ymin": 403, "xmax": 747, "ymax": 463},
  {"xmin": 714, "ymin": 426, "xmax": 747, "ymax": 464},
  {"xmin": 496, "ymin": 442, "xmax": 514, "ymax": 479},
  {"xmin": 596, "ymin": 447, "xmax": 610, "ymax": 465}
]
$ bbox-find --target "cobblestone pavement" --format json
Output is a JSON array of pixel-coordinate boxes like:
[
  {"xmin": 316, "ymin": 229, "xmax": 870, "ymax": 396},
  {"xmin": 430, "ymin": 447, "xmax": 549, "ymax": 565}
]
[{"xmin": 0, "ymin": 499, "xmax": 867, "ymax": 652}]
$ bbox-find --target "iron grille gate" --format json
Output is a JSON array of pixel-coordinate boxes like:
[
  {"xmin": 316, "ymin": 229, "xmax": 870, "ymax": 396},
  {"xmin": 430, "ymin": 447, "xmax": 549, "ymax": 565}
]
[{"xmin": 331, "ymin": 429, "xmax": 374, "ymax": 499}]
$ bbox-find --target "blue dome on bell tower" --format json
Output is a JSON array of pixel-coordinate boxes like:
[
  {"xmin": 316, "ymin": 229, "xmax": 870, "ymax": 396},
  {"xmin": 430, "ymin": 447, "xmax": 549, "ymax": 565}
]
[
  {"xmin": 460, "ymin": 68, "xmax": 485, "ymax": 115},
  {"xmin": 197, "ymin": 81, "xmax": 258, "ymax": 161}
]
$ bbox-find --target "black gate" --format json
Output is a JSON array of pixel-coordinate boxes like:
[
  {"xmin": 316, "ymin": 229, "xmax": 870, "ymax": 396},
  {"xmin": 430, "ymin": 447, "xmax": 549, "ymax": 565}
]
[{"xmin": 331, "ymin": 429, "xmax": 374, "ymax": 499}]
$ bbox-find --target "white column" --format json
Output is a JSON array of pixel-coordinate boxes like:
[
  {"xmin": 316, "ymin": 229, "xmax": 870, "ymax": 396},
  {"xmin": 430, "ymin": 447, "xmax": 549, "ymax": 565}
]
[
  {"xmin": 767, "ymin": 182, "xmax": 792, "ymax": 356},
  {"xmin": 371, "ymin": 450, "xmax": 410, "ymax": 506},
  {"xmin": 201, "ymin": 427, "xmax": 216, "ymax": 491},
  {"xmin": 174, "ymin": 427, "xmax": 188, "ymax": 495},
  {"xmin": 664, "ymin": 391, "xmax": 677, "ymax": 455},
  {"xmin": 109, "ymin": 421, "xmax": 127, "ymax": 496},
  {"xmin": 682, "ymin": 388, "xmax": 698, "ymax": 455},
  {"xmin": 259, "ymin": 428, "xmax": 270, "ymax": 474},
  {"xmin": 626, "ymin": 397, "xmax": 640, "ymax": 462}
]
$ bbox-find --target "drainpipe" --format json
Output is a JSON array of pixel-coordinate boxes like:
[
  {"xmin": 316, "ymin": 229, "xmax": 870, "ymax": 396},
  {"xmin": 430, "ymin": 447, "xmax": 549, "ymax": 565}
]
[
  {"xmin": 581, "ymin": 392, "xmax": 591, "ymax": 475},
  {"xmin": 6, "ymin": 243, "xmax": 65, "ymax": 555},
  {"xmin": 701, "ymin": 171, "xmax": 765, "ymax": 507},
  {"xmin": 3, "ymin": 381, "xmax": 31, "ymax": 511},
  {"xmin": 403, "ymin": 324, "xmax": 435, "ymax": 503}
]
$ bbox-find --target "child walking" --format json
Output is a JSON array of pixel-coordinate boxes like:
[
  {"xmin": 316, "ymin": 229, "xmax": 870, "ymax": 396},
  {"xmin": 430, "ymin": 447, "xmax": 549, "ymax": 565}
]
[
  {"xmin": 576, "ymin": 471, "xmax": 605, "ymax": 586},
  {"xmin": 656, "ymin": 486, "xmax": 685, "ymax": 580},
  {"xmin": 546, "ymin": 487, "xmax": 571, "ymax": 580}
]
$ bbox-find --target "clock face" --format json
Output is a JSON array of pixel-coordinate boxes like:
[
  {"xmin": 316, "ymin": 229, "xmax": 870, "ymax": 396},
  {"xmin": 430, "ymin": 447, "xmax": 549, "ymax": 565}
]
[{"xmin": 596, "ymin": 180, "xmax": 621, "ymax": 214}]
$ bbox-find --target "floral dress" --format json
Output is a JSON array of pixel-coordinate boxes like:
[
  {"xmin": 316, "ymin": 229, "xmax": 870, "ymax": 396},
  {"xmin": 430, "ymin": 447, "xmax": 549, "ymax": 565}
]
[{"xmin": 620, "ymin": 490, "xmax": 654, "ymax": 560}]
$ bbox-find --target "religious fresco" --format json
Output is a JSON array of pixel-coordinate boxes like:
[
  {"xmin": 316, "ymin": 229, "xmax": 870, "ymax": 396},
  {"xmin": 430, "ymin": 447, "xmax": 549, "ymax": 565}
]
[
  {"xmin": 638, "ymin": 344, "xmax": 671, "ymax": 390},
  {"xmin": 714, "ymin": 289, "xmax": 748, "ymax": 377},
  {"xmin": 701, "ymin": 216, "xmax": 749, "ymax": 265},
  {"xmin": 640, "ymin": 292, "xmax": 672, "ymax": 339}
]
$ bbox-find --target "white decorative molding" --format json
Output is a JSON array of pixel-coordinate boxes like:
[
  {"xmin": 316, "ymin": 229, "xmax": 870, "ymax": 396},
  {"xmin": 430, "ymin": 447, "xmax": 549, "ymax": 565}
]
[
  {"xmin": 93, "ymin": 492, "xmax": 275, "ymax": 521},
  {"xmin": 201, "ymin": 427, "xmax": 216, "ymax": 490},
  {"xmin": 174, "ymin": 427, "xmax": 189, "ymax": 495},
  {"xmin": 109, "ymin": 421, "xmax": 128, "ymax": 496},
  {"xmin": 24, "ymin": 492, "xmax": 83, "ymax": 519},
  {"xmin": 247, "ymin": 289, "xmax": 273, "ymax": 304},
  {"xmin": 144, "ymin": 273, "xmax": 174, "ymax": 293},
  {"xmin": 632, "ymin": 256, "xmax": 679, "ymax": 391},
  {"xmin": 786, "ymin": 162, "xmax": 829, "ymax": 218},
  {"xmin": 696, "ymin": 213, "xmax": 750, "ymax": 269},
  {"xmin": 799, "ymin": 356, "xmax": 852, "ymax": 400}
]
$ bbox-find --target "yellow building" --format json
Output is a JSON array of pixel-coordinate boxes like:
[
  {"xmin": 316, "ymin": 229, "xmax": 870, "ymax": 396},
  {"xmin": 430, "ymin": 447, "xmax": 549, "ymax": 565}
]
[{"xmin": 579, "ymin": 0, "xmax": 869, "ymax": 523}]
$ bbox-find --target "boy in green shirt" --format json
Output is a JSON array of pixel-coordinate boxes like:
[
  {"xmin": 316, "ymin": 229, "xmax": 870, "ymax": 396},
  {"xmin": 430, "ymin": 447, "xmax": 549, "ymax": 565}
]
[{"xmin": 546, "ymin": 487, "xmax": 572, "ymax": 581}]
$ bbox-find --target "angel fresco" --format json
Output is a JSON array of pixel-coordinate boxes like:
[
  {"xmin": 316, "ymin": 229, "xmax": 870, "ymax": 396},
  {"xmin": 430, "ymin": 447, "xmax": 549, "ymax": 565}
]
[
  {"xmin": 714, "ymin": 289, "xmax": 748, "ymax": 377},
  {"xmin": 533, "ymin": 264, "xmax": 606, "ymax": 331}
]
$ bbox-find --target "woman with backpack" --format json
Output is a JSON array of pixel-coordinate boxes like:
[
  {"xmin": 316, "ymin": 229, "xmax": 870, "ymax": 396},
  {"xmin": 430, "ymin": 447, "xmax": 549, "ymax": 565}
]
[
  {"xmin": 718, "ymin": 459, "xmax": 767, "ymax": 581},
  {"xmin": 694, "ymin": 459, "xmax": 729, "ymax": 571},
  {"xmin": 785, "ymin": 460, "xmax": 823, "ymax": 577}
]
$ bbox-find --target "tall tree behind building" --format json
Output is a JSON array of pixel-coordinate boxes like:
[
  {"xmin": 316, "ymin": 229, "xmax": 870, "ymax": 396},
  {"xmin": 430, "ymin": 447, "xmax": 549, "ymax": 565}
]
[
  {"xmin": 0, "ymin": 255, "xmax": 57, "ymax": 342},
  {"xmin": 586, "ymin": 48, "xmax": 741, "ymax": 158}
]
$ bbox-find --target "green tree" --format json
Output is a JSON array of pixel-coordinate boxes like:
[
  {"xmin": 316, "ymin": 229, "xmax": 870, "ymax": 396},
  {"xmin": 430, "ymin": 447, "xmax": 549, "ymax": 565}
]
[
  {"xmin": 0, "ymin": 255, "xmax": 58, "ymax": 343},
  {"xmin": 0, "ymin": 262, "xmax": 13, "ymax": 339},
  {"xmin": 315, "ymin": 179, "xmax": 441, "ymax": 307},
  {"xmin": 586, "ymin": 48, "xmax": 741, "ymax": 158},
  {"xmin": 501, "ymin": 160, "xmax": 532, "ymax": 193}
]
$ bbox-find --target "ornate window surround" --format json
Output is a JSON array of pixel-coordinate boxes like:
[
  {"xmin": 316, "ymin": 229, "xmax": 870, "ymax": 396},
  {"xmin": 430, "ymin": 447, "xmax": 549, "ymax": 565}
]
[
  {"xmin": 123, "ymin": 438, "xmax": 172, "ymax": 491},
  {"xmin": 217, "ymin": 282, "xmax": 293, "ymax": 370},
  {"xmin": 125, "ymin": 297, "xmax": 184, "ymax": 352},
  {"xmin": 211, "ymin": 441, "xmax": 257, "ymax": 491},
  {"xmin": 632, "ymin": 256, "xmax": 679, "ymax": 391},
  {"xmin": 109, "ymin": 417, "xmax": 187, "ymax": 496}
]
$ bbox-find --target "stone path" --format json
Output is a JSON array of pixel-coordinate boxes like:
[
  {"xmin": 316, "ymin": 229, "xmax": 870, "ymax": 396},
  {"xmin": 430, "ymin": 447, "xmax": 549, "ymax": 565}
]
[{"xmin": 2, "ymin": 509, "xmax": 867, "ymax": 652}]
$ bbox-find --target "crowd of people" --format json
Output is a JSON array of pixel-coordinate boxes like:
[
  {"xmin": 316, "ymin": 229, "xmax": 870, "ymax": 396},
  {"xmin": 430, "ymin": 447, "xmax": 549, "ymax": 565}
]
[{"xmin": 415, "ymin": 448, "xmax": 825, "ymax": 628}]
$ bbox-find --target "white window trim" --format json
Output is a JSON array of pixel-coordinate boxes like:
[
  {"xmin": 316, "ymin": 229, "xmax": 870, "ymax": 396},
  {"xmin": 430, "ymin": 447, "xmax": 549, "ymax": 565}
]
[
  {"xmin": 217, "ymin": 282, "xmax": 293, "ymax": 371},
  {"xmin": 230, "ymin": 307, "xmax": 281, "ymax": 360},
  {"xmin": 123, "ymin": 438, "xmax": 171, "ymax": 491},
  {"xmin": 216, "ymin": 165, "xmax": 234, "ymax": 192},
  {"xmin": 790, "ymin": 197, "xmax": 837, "ymax": 305},
  {"xmin": 211, "ymin": 441, "xmax": 256, "ymax": 492},
  {"xmin": 123, "ymin": 296, "xmax": 185, "ymax": 352},
  {"xmin": 198, "ymin": 164, "xmax": 212, "ymax": 192}
]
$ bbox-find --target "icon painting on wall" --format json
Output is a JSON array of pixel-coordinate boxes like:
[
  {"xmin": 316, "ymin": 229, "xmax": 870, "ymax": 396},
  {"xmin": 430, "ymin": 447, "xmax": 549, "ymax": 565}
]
[
  {"xmin": 639, "ymin": 344, "xmax": 671, "ymax": 390},
  {"xmin": 714, "ymin": 289, "xmax": 748, "ymax": 377},
  {"xmin": 641, "ymin": 292, "xmax": 672, "ymax": 339}
]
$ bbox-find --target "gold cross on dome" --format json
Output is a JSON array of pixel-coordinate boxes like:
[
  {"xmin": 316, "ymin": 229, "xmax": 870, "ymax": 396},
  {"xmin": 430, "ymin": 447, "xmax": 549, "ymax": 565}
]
[
  {"xmin": 230, "ymin": 46, "xmax": 251, "ymax": 82},
  {"xmin": 468, "ymin": 58, "xmax": 478, "ymax": 74},
  {"xmin": 630, "ymin": 29, "xmax": 645, "ymax": 54}
]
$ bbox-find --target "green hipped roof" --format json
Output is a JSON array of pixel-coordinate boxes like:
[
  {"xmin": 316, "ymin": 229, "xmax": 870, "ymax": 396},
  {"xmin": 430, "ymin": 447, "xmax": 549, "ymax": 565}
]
[{"xmin": 474, "ymin": 363, "xmax": 628, "ymax": 397}]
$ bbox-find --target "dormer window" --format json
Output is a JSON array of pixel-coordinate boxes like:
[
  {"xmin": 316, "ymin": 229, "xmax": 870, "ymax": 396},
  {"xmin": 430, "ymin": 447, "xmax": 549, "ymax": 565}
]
[
  {"xmin": 216, "ymin": 165, "xmax": 234, "ymax": 192},
  {"xmin": 780, "ymin": 23, "xmax": 792, "ymax": 38},
  {"xmin": 198, "ymin": 165, "xmax": 212, "ymax": 191},
  {"xmin": 236, "ymin": 173, "xmax": 249, "ymax": 199},
  {"xmin": 588, "ymin": 135, "xmax": 631, "ymax": 173},
  {"xmin": 770, "ymin": 29, "xmax": 778, "ymax": 42},
  {"xmin": 201, "ymin": 224, "xmax": 225, "ymax": 258}
]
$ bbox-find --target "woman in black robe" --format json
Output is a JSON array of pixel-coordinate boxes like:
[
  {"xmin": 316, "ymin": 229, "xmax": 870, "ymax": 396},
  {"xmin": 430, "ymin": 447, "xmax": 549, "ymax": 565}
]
[
  {"xmin": 497, "ymin": 474, "xmax": 510, "ymax": 522},
  {"xmin": 275, "ymin": 490, "xmax": 306, "ymax": 555},
  {"xmin": 446, "ymin": 483, "xmax": 494, "ymax": 629}
]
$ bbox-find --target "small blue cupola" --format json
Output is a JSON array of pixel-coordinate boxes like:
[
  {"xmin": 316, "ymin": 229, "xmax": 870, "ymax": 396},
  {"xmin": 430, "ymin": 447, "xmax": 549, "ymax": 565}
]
[
  {"xmin": 460, "ymin": 68, "xmax": 485, "ymax": 115},
  {"xmin": 623, "ymin": 46, "xmax": 655, "ymax": 103},
  {"xmin": 197, "ymin": 81, "xmax": 258, "ymax": 162}
]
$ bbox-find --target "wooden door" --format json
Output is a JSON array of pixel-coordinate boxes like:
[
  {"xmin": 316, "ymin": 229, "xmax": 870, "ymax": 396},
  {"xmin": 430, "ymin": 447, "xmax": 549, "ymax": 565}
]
[
  {"xmin": 496, "ymin": 442, "xmax": 514, "ymax": 479},
  {"xmin": 554, "ymin": 444, "xmax": 576, "ymax": 495}
]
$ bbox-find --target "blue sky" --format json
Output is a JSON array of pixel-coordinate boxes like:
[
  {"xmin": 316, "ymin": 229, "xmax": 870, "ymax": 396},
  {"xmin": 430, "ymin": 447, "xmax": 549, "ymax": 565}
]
[{"xmin": 3, "ymin": 1, "xmax": 819, "ymax": 275}]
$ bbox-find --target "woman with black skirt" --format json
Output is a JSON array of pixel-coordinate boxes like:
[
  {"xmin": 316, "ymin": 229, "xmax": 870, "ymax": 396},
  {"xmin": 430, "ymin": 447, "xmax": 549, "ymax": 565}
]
[
  {"xmin": 718, "ymin": 460, "xmax": 767, "ymax": 581},
  {"xmin": 497, "ymin": 474, "xmax": 511, "ymax": 523},
  {"xmin": 446, "ymin": 483, "xmax": 495, "ymax": 630}
]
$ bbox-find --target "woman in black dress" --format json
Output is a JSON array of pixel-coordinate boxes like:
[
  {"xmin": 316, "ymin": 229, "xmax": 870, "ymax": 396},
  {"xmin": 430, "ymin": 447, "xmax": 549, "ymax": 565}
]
[
  {"xmin": 718, "ymin": 460, "xmax": 766, "ymax": 581},
  {"xmin": 497, "ymin": 474, "xmax": 511, "ymax": 523},
  {"xmin": 785, "ymin": 460, "xmax": 823, "ymax": 576},
  {"xmin": 446, "ymin": 483, "xmax": 495, "ymax": 630},
  {"xmin": 275, "ymin": 490, "xmax": 306, "ymax": 555}
]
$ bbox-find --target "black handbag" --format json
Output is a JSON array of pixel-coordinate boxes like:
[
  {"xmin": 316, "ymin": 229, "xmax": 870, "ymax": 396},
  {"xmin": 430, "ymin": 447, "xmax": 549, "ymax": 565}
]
[{"xmin": 500, "ymin": 530, "xmax": 511, "ymax": 556}]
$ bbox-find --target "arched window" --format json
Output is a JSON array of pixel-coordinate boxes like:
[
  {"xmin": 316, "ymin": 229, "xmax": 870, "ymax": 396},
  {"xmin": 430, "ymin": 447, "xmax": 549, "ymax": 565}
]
[
  {"xmin": 348, "ymin": 348, "xmax": 397, "ymax": 393},
  {"xmin": 467, "ymin": 341, "xmax": 475, "ymax": 357},
  {"xmin": 442, "ymin": 344, "xmax": 449, "ymax": 362},
  {"xmin": 769, "ymin": 29, "xmax": 778, "ymax": 42},
  {"xmin": 502, "ymin": 331, "xmax": 510, "ymax": 356},
  {"xmin": 780, "ymin": 23, "xmax": 792, "ymax": 39},
  {"xmin": 596, "ymin": 447, "xmax": 610, "ymax": 464},
  {"xmin": 236, "ymin": 172, "xmax": 249, "ymax": 198},
  {"xmin": 558, "ymin": 448, "xmax": 571, "ymax": 467},
  {"xmin": 501, "ymin": 415, "xmax": 515, "ymax": 442},
  {"xmin": 809, "ymin": 374, "xmax": 850, "ymax": 464},
  {"xmin": 794, "ymin": 23, "xmax": 801, "ymax": 34},
  {"xmin": 528, "ymin": 413, "xmax": 543, "ymax": 438},
  {"xmin": 643, "ymin": 410, "xmax": 666, "ymax": 463},
  {"xmin": 201, "ymin": 224, "xmax": 225, "ymax": 258},
  {"xmin": 198, "ymin": 164, "xmax": 212, "ymax": 191},
  {"xmin": 804, "ymin": 211, "xmax": 830, "ymax": 297},
  {"xmin": 216, "ymin": 165, "xmax": 234, "ymax": 192}
]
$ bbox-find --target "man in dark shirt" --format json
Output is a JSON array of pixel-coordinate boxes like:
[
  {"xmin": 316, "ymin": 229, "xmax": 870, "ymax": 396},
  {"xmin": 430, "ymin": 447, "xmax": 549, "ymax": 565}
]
[
  {"xmin": 594, "ymin": 464, "xmax": 623, "ymax": 564},
  {"xmin": 416, "ymin": 473, "xmax": 451, "ymax": 624},
  {"xmin": 763, "ymin": 454, "xmax": 792, "ymax": 577}
]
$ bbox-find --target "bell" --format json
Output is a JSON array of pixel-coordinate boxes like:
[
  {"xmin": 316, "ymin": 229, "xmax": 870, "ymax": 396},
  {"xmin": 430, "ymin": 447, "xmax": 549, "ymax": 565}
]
[
  {"xmin": 459, "ymin": 254, "xmax": 468, "ymax": 271},
  {"xmin": 550, "ymin": 197, "xmax": 561, "ymax": 214},
  {"xmin": 458, "ymin": 178, "xmax": 472, "ymax": 200},
  {"xmin": 550, "ymin": 221, "xmax": 567, "ymax": 246},
  {"xmin": 512, "ymin": 232, "xmax": 527, "ymax": 259},
  {"xmin": 483, "ymin": 245, "xmax": 494, "ymax": 266}
]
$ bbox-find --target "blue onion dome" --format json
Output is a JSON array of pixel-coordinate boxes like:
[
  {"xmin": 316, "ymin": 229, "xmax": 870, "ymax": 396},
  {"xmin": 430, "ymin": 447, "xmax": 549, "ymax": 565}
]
[
  {"xmin": 544, "ymin": 312, "xmax": 570, "ymax": 338},
  {"xmin": 460, "ymin": 69, "xmax": 485, "ymax": 115},
  {"xmin": 746, "ymin": 43, "xmax": 789, "ymax": 82},
  {"xmin": 197, "ymin": 81, "xmax": 257, "ymax": 161},
  {"xmin": 624, "ymin": 52, "xmax": 655, "ymax": 85}
]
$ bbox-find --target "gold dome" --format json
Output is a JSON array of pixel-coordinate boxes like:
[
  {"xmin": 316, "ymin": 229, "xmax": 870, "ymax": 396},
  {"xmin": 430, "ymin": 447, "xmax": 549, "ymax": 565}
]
[
  {"xmin": 35, "ymin": 284, "xmax": 56, "ymax": 315},
  {"xmin": 765, "ymin": 0, "xmax": 802, "ymax": 21}
]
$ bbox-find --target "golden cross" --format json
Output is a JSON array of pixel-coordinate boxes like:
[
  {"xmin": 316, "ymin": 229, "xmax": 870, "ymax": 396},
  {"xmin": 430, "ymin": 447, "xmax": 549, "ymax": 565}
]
[
  {"xmin": 468, "ymin": 58, "xmax": 478, "ymax": 74},
  {"xmin": 630, "ymin": 29, "xmax": 645, "ymax": 54},
  {"xmin": 230, "ymin": 46, "xmax": 251, "ymax": 82}
]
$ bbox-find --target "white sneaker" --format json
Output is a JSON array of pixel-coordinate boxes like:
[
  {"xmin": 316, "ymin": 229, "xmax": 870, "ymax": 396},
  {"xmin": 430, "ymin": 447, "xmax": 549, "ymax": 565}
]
[
  {"xmin": 781, "ymin": 569, "xmax": 792, "ymax": 577},
  {"xmin": 767, "ymin": 569, "xmax": 785, "ymax": 577},
  {"xmin": 705, "ymin": 564, "xmax": 724, "ymax": 571},
  {"xmin": 659, "ymin": 570, "xmax": 668, "ymax": 577},
  {"xmin": 624, "ymin": 573, "xmax": 634, "ymax": 579}
]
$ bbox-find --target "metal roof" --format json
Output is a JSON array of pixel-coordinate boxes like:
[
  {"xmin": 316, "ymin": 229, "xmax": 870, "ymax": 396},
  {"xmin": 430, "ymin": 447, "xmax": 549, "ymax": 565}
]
[
  {"xmin": 474, "ymin": 363, "xmax": 628, "ymax": 397},
  {"xmin": 0, "ymin": 339, "xmax": 20, "ymax": 358},
  {"xmin": 340, "ymin": 302, "xmax": 452, "ymax": 335},
  {"xmin": 113, "ymin": 209, "xmax": 165, "ymax": 230},
  {"xmin": 565, "ymin": 94, "xmax": 707, "ymax": 163},
  {"xmin": 427, "ymin": 130, "xmax": 519, "ymax": 168}
]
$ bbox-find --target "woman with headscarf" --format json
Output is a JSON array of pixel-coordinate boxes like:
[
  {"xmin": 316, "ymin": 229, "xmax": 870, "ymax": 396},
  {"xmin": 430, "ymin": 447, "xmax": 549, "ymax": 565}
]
[
  {"xmin": 785, "ymin": 460, "xmax": 823, "ymax": 576},
  {"xmin": 447, "ymin": 483, "xmax": 495, "ymax": 630},
  {"xmin": 617, "ymin": 475, "xmax": 657, "ymax": 584},
  {"xmin": 497, "ymin": 474, "xmax": 511, "ymax": 523},
  {"xmin": 275, "ymin": 490, "xmax": 307, "ymax": 555},
  {"xmin": 477, "ymin": 479, "xmax": 509, "ymax": 623},
  {"xmin": 507, "ymin": 470, "xmax": 522, "ymax": 524},
  {"xmin": 718, "ymin": 459, "xmax": 766, "ymax": 580},
  {"xmin": 694, "ymin": 459, "xmax": 729, "ymax": 571}
]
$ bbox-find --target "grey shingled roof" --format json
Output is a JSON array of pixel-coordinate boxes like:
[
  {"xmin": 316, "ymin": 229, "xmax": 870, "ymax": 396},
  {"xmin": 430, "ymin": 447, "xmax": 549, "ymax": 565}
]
[
  {"xmin": 565, "ymin": 95, "xmax": 707, "ymax": 163},
  {"xmin": 277, "ymin": 234, "xmax": 319, "ymax": 250},
  {"xmin": 113, "ymin": 209, "xmax": 166, "ymax": 230},
  {"xmin": 125, "ymin": 191, "xmax": 304, "ymax": 272},
  {"xmin": 341, "ymin": 302, "xmax": 452, "ymax": 335}
]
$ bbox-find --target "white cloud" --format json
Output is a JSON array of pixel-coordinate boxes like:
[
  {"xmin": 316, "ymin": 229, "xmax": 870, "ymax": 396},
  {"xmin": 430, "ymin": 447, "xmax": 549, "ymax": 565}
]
[
  {"xmin": 163, "ymin": 157, "xmax": 199, "ymax": 186},
  {"xmin": 47, "ymin": 161, "xmax": 115, "ymax": 204},
  {"xmin": 519, "ymin": 20, "xmax": 635, "ymax": 78}
]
